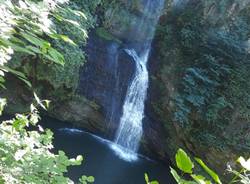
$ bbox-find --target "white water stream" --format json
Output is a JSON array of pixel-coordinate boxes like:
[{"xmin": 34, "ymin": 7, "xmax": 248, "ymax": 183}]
[
  {"xmin": 111, "ymin": 49, "xmax": 150, "ymax": 161},
  {"xmin": 111, "ymin": 0, "xmax": 164, "ymax": 162}
]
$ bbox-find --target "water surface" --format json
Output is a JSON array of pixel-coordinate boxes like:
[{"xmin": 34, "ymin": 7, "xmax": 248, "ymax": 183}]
[{"xmin": 41, "ymin": 117, "xmax": 175, "ymax": 184}]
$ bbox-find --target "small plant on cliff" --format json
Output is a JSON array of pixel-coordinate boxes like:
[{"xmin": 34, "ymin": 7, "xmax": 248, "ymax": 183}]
[
  {"xmin": 171, "ymin": 149, "xmax": 250, "ymax": 184},
  {"xmin": 171, "ymin": 148, "xmax": 222, "ymax": 184},
  {"xmin": 228, "ymin": 157, "xmax": 250, "ymax": 184},
  {"xmin": 145, "ymin": 149, "xmax": 250, "ymax": 184}
]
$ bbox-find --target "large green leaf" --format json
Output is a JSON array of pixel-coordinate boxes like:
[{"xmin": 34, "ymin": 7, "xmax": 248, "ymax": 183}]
[
  {"xmin": 9, "ymin": 43, "xmax": 36, "ymax": 55},
  {"xmin": 195, "ymin": 158, "xmax": 222, "ymax": 184},
  {"xmin": 59, "ymin": 35, "xmax": 76, "ymax": 45},
  {"xmin": 145, "ymin": 173, "xmax": 150, "ymax": 183},
  {"xmin": 46, "ymin": 48, "xmax": 65, "ymax": 65},
  {"xmin": 79, "ymin": 175, "xmax": 95, "ymax": 184},
  {"xmin": 10, "ymin": 37, "xmax": 26, "ymax": 46},
  {"xmin": 26, "ymin": 45, "xmax": 43, "ymax": 54},
  {"xmin": 61, "ymin": 7, "xmax": 87, "ymax": 19},
  {"xmin": 17, "ymin": 76, "xmax": 32, "ymax": 88},
  {"xmin": 170, "ymin": 168, "xmax": 180, "ymax": 181},
  {"xmin": 86, "ymin": 176, "xmax": 95, "ymax": 183},
  {"xmin": 49, "ymin": 34, "xmax": 76, "ymax": 45},
  {"xmin": 150, "ymin": 181, "xmax": 159, "ymax": 184},
  {"xmin": 20, "ymin": 32, "xmax": 50, "ymax": 48},
  {"xmin": 170, "ymin": 167, "xmax": 197, "ymax": 184},
  {"xmin": 0, "ymin": 66, "xmax": 32, "ymax": 87},
  {"xmin": 0, "ymin": 79, "xmax": 5, "ymax": 89},
  {"xmin": 191, "ymin": 174, "xmax": 212, "ymax": 184},
  {"xmin": 176, "ymin": 149, "xmax": 194, "ymax": 174},
  {"xmin": 63, "ymin": 19, "xmax": 80, "ymax": 27},
  {"xmin": 145, "ymin": 173, "xmax": 159, "ymax": 184}
]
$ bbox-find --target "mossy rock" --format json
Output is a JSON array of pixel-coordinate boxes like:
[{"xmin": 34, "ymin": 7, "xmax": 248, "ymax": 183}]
[
  {"xmin": 48, "ymin": 95, "xmax": 106, "ymax": 133},
  {"xmin": 96, "ymin": 27, "xmax": 122, "ymax": 43},
  {"xmin": 103, "ymin": 0, "xmax": 164, "ymax": 42}
]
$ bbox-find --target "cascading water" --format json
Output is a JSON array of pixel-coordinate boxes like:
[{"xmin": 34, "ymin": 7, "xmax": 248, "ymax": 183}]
[
  {"xmin": 111, "ymin": 49, "xmax": 150, "ymax": 161},
  {"xmin": 111, "ymin": 0, "xmax": 164, "ymax": 161}
]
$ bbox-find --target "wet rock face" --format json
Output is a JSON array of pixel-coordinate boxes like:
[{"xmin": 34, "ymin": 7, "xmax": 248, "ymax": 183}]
[
  {"xmin": 139, "ymin": 41, "xmax": 171, "ymax": 163},
  {"xmin": 103, "ymin": 0, "xmax": 165, "ymax": 42},
  {"xmin": 78, "ymin": 32, "xmax": 135, "ymax": 137},
  {"xmin": 169, "ymin": 0, "xmax": 250, "ymax": 24},
  {"xmin": 77, "ymin": 31, "xmax": 171, "ymax": 163},
  {"xmin": 203, "ymin": 0, "xmax": 250, "ymax": 24},
  {"xmin": 49, "ymin": 97, "xmax": 105, "ymax": 134}
]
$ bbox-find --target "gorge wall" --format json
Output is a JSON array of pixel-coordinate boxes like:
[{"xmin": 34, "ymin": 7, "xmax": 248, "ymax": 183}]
[{"xmin": 150, "ymin": 0, "xmax": 250, "ymax": 178}]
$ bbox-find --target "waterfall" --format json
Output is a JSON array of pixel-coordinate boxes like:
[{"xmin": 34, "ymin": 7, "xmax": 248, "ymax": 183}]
[
  {"xmin": 111, "ymin": 49, "xmax": 150, "ymax": 161},
  {"xmin": 111, "ymin": 0, "xmax": 164, "ymax": 161}
]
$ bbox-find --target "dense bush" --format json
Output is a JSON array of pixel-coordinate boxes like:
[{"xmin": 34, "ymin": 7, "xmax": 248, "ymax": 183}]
[
  {"xmin": 0, "ymin": 0, "xmax": 72, "ymax": 88},
  {"xmin": 155, "ymin": 2, "xmax": 250, "ymax": 150},
  {"xmin": 0, "ymin": 98, "xmax": 86, "ymax": 183},
  {"xmin": 0, "ymin": 1, "xmax": 96, "ymax": 183},
  {"xmin": 6, "ymin": 0, "xmax": 102, "ymax": 97},
  {"xmin": 34, "ymin": 0, "xmax": 101, "ymax": 90}
]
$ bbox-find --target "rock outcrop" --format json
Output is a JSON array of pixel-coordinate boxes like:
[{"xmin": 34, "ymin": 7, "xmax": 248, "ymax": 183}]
[{"xmin": 103, "ymin": 0, "xmax": 166, "ymax": 42}]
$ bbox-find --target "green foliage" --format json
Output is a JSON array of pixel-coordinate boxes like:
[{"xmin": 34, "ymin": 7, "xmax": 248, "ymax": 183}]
[
  {"xmin": 0, "ymin": 0, "xmax": 69, "ymax": 65},
  {"xmin": 228, "ymin": 157, "xmax": 250, "ymax": 184},
  {"xmin": 35, "ymin": 0, "xmax": 101, "ymax": 90},
  {"xmin": 0, "ymin": 65, "xmax": 32, "ymax": 87},
  {"xmin": 0, "ymin": 0, "xmax": 102, "ymax": 93},
  {"xmin": 96, "ymin": 27, "xmax": 122, "ymax": 43},
  {"xmin": 0, "ymin": 97, "xmax": 95, "ymax": 183},
  {"xmin": 170, "ymin": 167, "xmax": 197, "ymax": 184},
  {"xmin": 144, "ymin": 173, "xmax": 159, "ymax": 184},
  {"xmin": 174, "ymin": 53, "xmax": 232, "ymax": 126},
  {"xmin": 1, "ymin": 0, "xmax": 93, "ymax": 91},
  {"xmin": 171, "ymin": 149, "xmax": 250, "ymax": 184},
  {"xmin": 79, "ymin": 175, "xmax": 95, "ymax": 184},
  {"xmin": 194, "ymin": 158, "xmax": 221, "ymax": 184},
  {"xmin": 0, "ymin": 2, "xmax": 96, "ymax": 182},
  {"xmin": 71, "ymin": 0, "xmax": 102, "ymax": 13},
  {"xmin": 175, "ymin": 149, "xmax": 194, "ymax": 174},
  {"xmin": 155, "ymin": 2, "xmax": 250, "ymax": 151},
  {"xmin": 146, "ymin": 149, "xmax": 250, "ymax": 184},
  {"xmin": 173, "ymin": 148, "xmax": 220, "ymax": 184},
  {"xmin": 0, "ymin": 98, "xmax": 6, "ymax": 115},
  {"xmin": 171, "ymin": 149, "xmax": 221, "ymax": 184}
]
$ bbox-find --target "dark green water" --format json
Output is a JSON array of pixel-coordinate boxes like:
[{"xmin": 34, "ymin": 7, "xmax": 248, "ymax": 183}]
[{"xmin": 41, "ymin": 117, "xmax": 175, "ymax": 184}]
